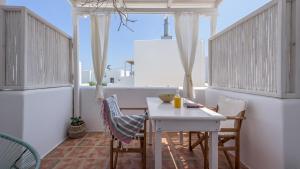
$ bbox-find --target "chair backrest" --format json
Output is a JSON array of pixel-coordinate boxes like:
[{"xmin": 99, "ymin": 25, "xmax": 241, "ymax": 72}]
[
  {"xmin": 105, "ymin": 95, "xmax": 123, "ymax": 118},
  {"xmin": 217, "ymin": 96, "xmax": 246, "ymax": 129},
  {"xmin": 102, "ymin": 95, "xmax": 146, "ymax": 144},
  {"xmin": 0, "ymin": 133, "xmax": 40, "ymax": 169},
  {"xmin": 102, "ymin": 95, "xmax": 123, "ymax": 132}
]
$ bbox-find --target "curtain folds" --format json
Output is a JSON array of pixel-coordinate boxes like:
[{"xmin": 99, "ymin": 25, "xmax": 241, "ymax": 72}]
[
  {"xmin": 174, "ymin": 12, "xmax": 199, "ymax": 99},
  {"xmin": 90, "ymin": 14, "xmax": 111, "ymax": 99}
]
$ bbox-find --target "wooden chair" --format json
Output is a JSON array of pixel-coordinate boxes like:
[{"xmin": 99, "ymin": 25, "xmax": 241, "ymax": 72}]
[
  {"xmin": 109, "ymin": 107, "xmax": 148, "ymax": 169},
  {"xmin": 102, "ymin": 95, "xmax": 148, "ymax": 169},
  {"xmin": 189, "ymin": 96, "xmax": 246, "ymax": 169}
]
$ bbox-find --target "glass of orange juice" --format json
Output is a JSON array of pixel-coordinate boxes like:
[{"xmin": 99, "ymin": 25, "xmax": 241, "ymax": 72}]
[{"xmin": 174, "ymin": 90, "xmax": 181, "ymax": 108}]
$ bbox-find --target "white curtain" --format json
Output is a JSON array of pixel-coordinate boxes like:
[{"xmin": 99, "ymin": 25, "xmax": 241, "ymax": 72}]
[
  {"xmin": 174, "ymin": 12, "xmax": 199, "ymax": 99},
  {"xmin": 90, "ymin": 14, "xmax": 111, "ymax": 99}
]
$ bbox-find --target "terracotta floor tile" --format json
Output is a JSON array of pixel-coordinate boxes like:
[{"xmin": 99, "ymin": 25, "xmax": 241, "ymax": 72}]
[
  {"xmin": 44, "ymin": 146, "xmax": 73, "ymax": 159},
  {"xmin": 96, "ymin": 138, "xmax": 111, "ymax": 146},
  {"xmin": 114, "ymin": 158, "xmax": 143, "ymax": 169},
  {"xmin": 78, "ymin": 138, "xmax": 99, "ymax": 146},
  {"xmin": 67, "ymin": 147, "xmax": 94, "ymax": 158},
  {"xmin": 162, "ymin": 159, "xmax": 183, "ymax": 169},
  {"xmin": 40, "ymin": 159, "xmax": 59, "ymax": 169},
  {"xmin": 161, "ymin": 145, "xmax": 177, "ymax": 160},
  {"xmin": 52, "ymin": 159, "xmax": 83, "ymax": 169},
  {"xmin": 175, "ymin": 147, "xmax": 201, "ymax": 160},
  {"xmin": 178, "ymin": 159, "xmax": 204, "ymax": 169},
  {"xmin": 41, "ymin": 132, "xmax": 248, "ymax": 169},
  {"xmin": 88, "ymin": 146, "xmax": 109, "ymax": 159},
  {"xmin": 60, "ymin": 138, "xmax": 82, "ymax": 147},
  {"xmin": 85, "ymin": 132, "xmax": 104, "ymax": 139},
  {"xmin": 79, "ymin": 159, "xmax": 108, "ymax": 169}
]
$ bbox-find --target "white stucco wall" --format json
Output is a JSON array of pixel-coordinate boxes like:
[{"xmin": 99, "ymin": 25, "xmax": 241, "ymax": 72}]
[
  {"xmin": 0, "ymin": 91, "xmax": 24, "ymax": 138},
  {"xmin": 81, "ymin": 70, "xmax": 92, "ymax": 84},
  {"xmin": 0, "ymin": 87, "xmax": 73, "ymax": 158},
  {"xmin": 80, "ymin": 86, "xmax": 177, "ymax": 131},
  {"xmin": 22, "ymin": 87, "xmax": 73, "ymax": 158},
  {"xmin": 80, "ymin": 86, "xmax": 206, "ymax": 132},
  {"xmin": 205, "ymin": 88, "xmax": 300, "ymax": 169},
  {"xmin": 2, "ymin": 84, "xmax": 298, "ymax": 168},
  {"xmin": 134, "ymin": 39, "xmax": 205, "ymax": 87},
  {"xmin": 282, "ymin": 99, "xmax": 300, "ymax": 168}
]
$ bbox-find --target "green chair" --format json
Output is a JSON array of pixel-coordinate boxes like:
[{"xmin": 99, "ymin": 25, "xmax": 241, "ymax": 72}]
[{"xmin": 0, "ymin": 133, "xmax": 40, "ymax": 169}]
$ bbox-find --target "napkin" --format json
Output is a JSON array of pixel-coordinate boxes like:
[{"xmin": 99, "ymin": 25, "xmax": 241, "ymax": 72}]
[{"xmin": 183, "ymin": 99, "xmax": 204, "ymax": 108}]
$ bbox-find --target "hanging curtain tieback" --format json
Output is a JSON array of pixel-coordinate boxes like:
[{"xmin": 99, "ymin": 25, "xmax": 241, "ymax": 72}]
[
  {"xmin": 96, "ymin": 84, "xmax": 104, "ymax": 99},
  {"xmin": 185, "ymin": 74, "xmax": 193, "ymax": 86},
  {"xmin": 96, "ymin": 84, "xmax": 102, "ymax": 90}
]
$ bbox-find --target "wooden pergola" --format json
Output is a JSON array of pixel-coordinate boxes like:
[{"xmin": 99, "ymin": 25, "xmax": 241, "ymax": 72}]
[
  {"xmin": 69, "ymin": 0, "xmax": 222, "ymax": 121},
  {"xmin": 68, "ymin": 0, "xmax": 222, "ymax": 125},
  {"xmin": 69, "ymin": 2, "xmax": 223, "ymax": 169}
]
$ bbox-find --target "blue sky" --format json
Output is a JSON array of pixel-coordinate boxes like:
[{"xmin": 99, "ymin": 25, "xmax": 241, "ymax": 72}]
[{"xmin": 7, "ymin": 0, "xmax": 270, "ymax": 70}]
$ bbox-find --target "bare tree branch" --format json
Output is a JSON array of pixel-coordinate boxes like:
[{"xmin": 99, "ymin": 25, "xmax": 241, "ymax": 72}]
[{"xmin": 80, "ymin": 0, "xmax": 136, "ymax": 31}]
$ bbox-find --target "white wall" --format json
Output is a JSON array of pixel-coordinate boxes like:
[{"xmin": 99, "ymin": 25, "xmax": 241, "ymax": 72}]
[
  {"xmin": 205, "ymin": 88, "xmax": 300, "ymax": 169},
  {"xmin": 282, "ymin": 99, "xmax": 300, "ymax": 168},
  {"xmin": 80, "ymin": 86, "xmax": 206, "ymax": 131},
  {"xmin": 80, "ymin": 87, "xmax": 103, "ymax": 131},
  {"xmin": 0, "ymin": 91, "xmax": 24, "ymax": 138},
  {"xmin": 81, "ymin": 70, "xmax": 92, "ymax": 84},
  {"xmin": 134, "ymin": 39, "xmax": 205, "ymax": 87},
  {"xmin": 22, "ymin": 87, "xmax": 73, "ymax": 158},
  {"xmin": 0, "ymin": 87, "xmax": 73, "ymax": 158},
  {"xmin": 80, "ymin": 86, "xmax": 177, "ymax": 131}
]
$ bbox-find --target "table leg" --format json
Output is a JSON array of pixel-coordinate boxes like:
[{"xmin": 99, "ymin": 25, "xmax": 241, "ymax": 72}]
[
  {"xmin": 149, "ymin": 119, "xmax": 152, "ymax": 145},
  {"xmin": 155, "ymin": 127, "xmax": 162, "ymax": 169},
  {"xmin": 179, "ymin": 131, "xmax": 183, "ymax": 145},
  {"xmin": 209, "ymin": 131, "xmax": 218, "ymax": 169}
]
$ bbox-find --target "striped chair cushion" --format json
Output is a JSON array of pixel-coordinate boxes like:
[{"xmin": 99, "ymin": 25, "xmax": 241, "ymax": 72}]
[{"xmin": 102, "ymin": 95, "xmax": 146, "ymax": 144}]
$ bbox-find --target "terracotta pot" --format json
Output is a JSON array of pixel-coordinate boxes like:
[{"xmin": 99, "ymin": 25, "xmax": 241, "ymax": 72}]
[{"xmin": 68, "ymin": 123, "xmax": 86, "ymax": 139}]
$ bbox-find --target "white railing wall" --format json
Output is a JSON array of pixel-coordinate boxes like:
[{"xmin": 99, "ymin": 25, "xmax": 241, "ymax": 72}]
[
  {"xmin": 0, "ymin": 7, "xmax": 72, "ymax": 90},
  {"xmin": 26, "ymin": 12, "xmax": 72, "ymax": 88},
  {"xmin": 0, "ymin": 8, "xmax": 4, "ymax": 87},
  {"xmin": 209, "ymin": 0, "xmax": 299, "ymax": 98}
]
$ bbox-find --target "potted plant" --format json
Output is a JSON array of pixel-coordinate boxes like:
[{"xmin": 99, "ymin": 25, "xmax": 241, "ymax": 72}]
[
  {"xmin": 88, "ymin": 81, "xmax": 96, "ymax": 86},
  {"xmin": 68, "ymin": 116, "xmax": 86, "ymax": 139}
]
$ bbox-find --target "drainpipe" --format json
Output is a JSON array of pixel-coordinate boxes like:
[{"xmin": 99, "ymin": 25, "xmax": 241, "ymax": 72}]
[{"xmin": 0, "ymin": 0, "xmax": 6, "ymax": 5}]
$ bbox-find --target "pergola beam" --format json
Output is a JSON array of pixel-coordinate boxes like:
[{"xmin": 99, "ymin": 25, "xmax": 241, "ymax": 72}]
[
  {"xmin": 73, "ymin": 7, "xmax": 218, "ymax": 16},
  {"xmin": 70, "ymin": 0, "xmax": 219, "ymax": 8},
  {"xmin": 167, "ymin": 0, "xmax": 173, "ymax": 8}
]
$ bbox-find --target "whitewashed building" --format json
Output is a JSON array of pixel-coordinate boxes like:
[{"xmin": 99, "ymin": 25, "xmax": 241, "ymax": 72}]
[{"xmin": 134, "ymin": 39, "xmax": 205, "ymax": 87}]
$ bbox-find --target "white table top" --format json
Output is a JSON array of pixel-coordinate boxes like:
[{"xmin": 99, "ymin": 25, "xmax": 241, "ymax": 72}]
[{"xmin": 147, "ymin": 97, "xmax": 226, "ymax": 120}]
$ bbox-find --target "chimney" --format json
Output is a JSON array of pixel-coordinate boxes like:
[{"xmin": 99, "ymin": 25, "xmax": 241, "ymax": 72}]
[
  {"xmin": 0, "ymin": 0, "xmax": 6, "ymax": 5},
  {"xmin": 161, "ymin": 16, "xmax": 172, "ymax": 39}
]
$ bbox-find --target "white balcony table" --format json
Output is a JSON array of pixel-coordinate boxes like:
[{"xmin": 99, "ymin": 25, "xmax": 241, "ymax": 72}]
[{"xmin": 147, "ymin": 97, "xmax": 225, "ymax": 169}]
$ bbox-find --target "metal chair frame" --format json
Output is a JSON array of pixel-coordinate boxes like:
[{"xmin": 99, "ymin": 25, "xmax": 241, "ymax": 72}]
[{"xmin": 0, "ymin": 133, "xmax": 40, "ymax": 169}]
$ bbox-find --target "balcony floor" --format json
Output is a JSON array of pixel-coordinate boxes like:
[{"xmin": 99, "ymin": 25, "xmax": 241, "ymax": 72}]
[{"xmin": 41, "ymin": 132, "xmax": 248, "ymax": 169}]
